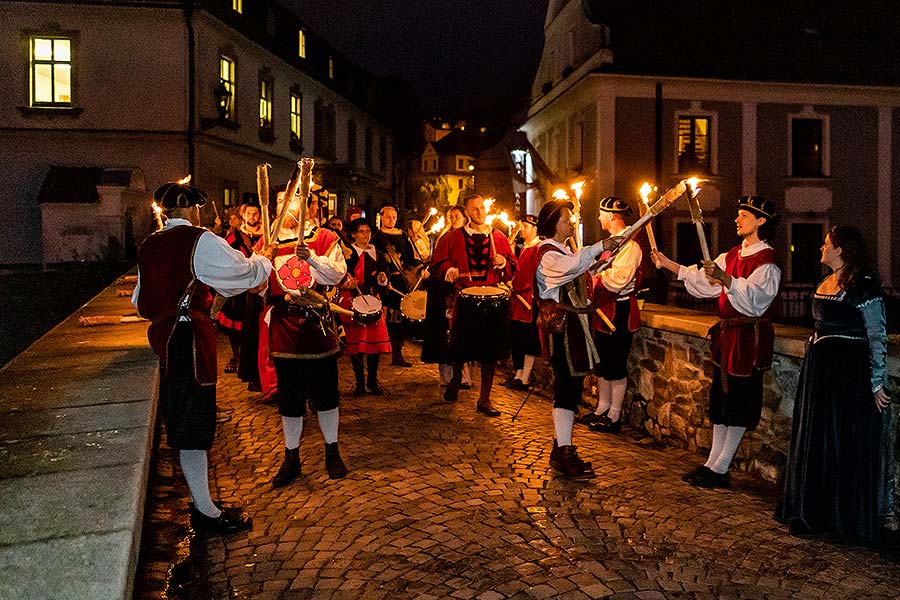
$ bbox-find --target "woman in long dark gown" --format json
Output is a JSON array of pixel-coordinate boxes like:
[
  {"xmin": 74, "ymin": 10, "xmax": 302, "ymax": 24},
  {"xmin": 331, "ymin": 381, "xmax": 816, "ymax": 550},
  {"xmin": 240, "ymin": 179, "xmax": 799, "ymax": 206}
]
[{"xmin": 777, "ymin": 226, "xmax": 891, "ymax": 544}]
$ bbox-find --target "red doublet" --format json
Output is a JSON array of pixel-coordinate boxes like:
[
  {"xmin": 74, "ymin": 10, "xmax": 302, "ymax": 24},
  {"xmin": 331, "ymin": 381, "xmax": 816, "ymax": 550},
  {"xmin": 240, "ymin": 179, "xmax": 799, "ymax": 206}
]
[
  {"xmin": 137, "ymin": 226, "xmax": 217, "ymax": 385},
  {"xmin": 591, "ymin": 255, "xmax": 642, "ymax": 334},
  {"xmin": 267, "ymin": 227, "xmax": 342, "ymax": 359},
  {"xmin": 509, "ymin": 244, "xmax": 540, "ymax": 323},
  {"xmin": 430, "ymin": 227, "xmax": 516, "ymax": 291},
  {"xmin": 713, "ymin": 246, "xmax": 779, "ymax": 376}
]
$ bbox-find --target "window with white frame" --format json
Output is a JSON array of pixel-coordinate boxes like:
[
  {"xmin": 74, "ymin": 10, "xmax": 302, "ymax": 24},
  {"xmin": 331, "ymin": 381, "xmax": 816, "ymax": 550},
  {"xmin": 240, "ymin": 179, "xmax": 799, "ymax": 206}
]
[
  {"xmin": 219, "ymin": 56, "xmax": 236, "ymax": 120},
  {"xmin": 290, "ymin": 91, "xmax": 302, "ymax": 144},
  {"xmin": 788, "ymin": 107, "xmax": 829, "ymax": 178},
  {"xmin": 30, "ymin": 37, "xmax": 73, "ymax": 106},
  {"xmin": 259, "ymin": 77, "xmax": 273, "ymax": 132}
]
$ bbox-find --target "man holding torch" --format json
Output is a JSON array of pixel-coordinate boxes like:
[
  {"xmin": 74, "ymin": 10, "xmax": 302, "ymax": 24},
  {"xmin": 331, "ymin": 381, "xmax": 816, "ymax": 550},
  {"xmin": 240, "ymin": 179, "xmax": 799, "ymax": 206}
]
[
  {"xmin": 265, "ymin": 167, "xmax": 349, "ymax": 486},
  {"xmin": 581, "ymin": 196, "xmax": 643, "ymax": 434},
  {"xmin": 133, "ymin": 180, "xmax": 273, "ymax": 535},
  {"xmin": 651, "ymin": 196, "xmax": 781, "ymax": 488}
]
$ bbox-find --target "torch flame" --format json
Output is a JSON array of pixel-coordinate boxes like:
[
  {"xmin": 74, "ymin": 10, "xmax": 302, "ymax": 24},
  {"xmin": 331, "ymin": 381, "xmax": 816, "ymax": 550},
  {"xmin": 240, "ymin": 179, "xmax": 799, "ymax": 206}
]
[
  {"xmin": 428, "ymin": 207, "xmax": 438, "ymax": 217},
  {"xmin": 570, "ymin": 180, "xmax": 585, "ymax": 201},
  {"xmin": 483, "ymin": 197, "xmax": 495, "ymax": 212},
  {"xmin": 686, "ymin": 177, "xmax": 702, "ymax": 196},
  {"xmin": 151, "ymin": 201, "xmax": 162, "ymax": 216},
  {"xmin": 427, "ymin": 216, "xmax": 445, "ymax": 236},
  {"xmin": 552, "ymin": 188, "xmax": 570, "ymax": 201},
  {"xmin": 177, "ymin": 174, "xmax": 192, "ymax": 185},
  {"xmin": 639, "ymin": 182, "xmax": 654, "ymax": 207}
]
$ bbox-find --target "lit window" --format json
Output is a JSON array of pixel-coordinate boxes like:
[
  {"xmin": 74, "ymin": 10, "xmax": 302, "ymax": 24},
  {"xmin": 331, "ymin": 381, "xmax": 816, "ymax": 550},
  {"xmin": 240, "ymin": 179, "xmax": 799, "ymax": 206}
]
[
  {"xmin": 290, "ymin": 92, "xmax": 302, "ymax": 141},
  {"xmin": 219, "ymin": 56, "xmax": 235, "ymax": 119},
  {"xmin": 677, "ymin": 116, "xmax": 710, "ymax": 174},
  {"xmin": 792, "ymin": 118, "xmax": 823, "ymax": 177},
  {"xmin": 298, "ymin": 30, "xmax": 306, "ymax": 58},
  {"xmin": 328, "ymin": 56, "xmax": 334, "ymax": 80},
  {"xmin": 259, "ymin": 79, "xmax": 272, "ymax": 129},
  {"xmin": 30, "ymin": 37, "xmax": 72, "ymax": 106},
  {"xmin": 232, "ymin": 0, "xmax": 242, "ymax": 14},
  {"xmin": 224, "ymin": 184, "xmax": 238, "ymax": 208}
]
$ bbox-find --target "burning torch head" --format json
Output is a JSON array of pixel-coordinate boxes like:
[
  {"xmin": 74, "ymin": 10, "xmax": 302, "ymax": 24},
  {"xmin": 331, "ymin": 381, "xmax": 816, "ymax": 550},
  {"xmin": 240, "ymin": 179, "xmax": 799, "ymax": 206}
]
[{"xmin": 154, "ymin": 181, "xmax": 208, "ymax": 209}]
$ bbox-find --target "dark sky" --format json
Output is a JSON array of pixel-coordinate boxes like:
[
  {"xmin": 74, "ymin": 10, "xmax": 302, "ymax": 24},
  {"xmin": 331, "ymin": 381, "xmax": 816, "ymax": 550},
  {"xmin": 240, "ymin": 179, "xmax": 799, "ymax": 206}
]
[{"xmin": 283, "ymin": 0, "xmax": 549, "ymax": 115}]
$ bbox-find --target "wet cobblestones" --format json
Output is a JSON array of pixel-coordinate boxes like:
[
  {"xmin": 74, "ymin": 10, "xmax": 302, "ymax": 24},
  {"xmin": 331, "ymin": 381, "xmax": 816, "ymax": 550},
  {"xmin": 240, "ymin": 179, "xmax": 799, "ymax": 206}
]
[{"xmin": 134, "ymin": 339, "xmax": 900, "ymax": 599}]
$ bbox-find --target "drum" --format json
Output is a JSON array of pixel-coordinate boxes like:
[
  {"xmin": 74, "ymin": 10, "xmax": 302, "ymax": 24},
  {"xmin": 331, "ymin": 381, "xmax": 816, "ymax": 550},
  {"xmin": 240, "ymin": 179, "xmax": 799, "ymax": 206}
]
[
  {"xmin": 351, "ymin": 295, "xmax": 383, "ymax": 324},
  {"xmin": 449, "ymin": 286, "xmax": 511, "ymax": 362},
  {"xmin": 400, "ymin": 290, "xmax": 427, "ymax": 322}
]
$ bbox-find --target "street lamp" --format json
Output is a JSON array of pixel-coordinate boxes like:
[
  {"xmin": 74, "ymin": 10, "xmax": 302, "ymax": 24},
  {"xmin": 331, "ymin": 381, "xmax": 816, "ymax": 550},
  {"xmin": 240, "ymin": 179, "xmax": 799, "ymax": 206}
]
[{"xmin": 201, "ymin": 81, "xmax": 236, "ymax": 131}]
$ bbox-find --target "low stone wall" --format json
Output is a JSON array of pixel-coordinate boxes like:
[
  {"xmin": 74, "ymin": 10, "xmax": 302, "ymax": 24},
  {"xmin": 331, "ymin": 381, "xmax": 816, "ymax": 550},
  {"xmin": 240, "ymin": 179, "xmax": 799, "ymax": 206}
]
[{"xmin": 595, "ymin": 304, "xmax": 900, "ymax": 483}]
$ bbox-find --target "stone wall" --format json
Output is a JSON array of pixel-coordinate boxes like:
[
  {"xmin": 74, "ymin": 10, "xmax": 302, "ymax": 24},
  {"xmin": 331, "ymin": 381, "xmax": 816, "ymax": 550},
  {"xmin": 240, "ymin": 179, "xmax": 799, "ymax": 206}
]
[{"xmin": 588, "ymin": 304, "xmax": 900, "ymax": 484}]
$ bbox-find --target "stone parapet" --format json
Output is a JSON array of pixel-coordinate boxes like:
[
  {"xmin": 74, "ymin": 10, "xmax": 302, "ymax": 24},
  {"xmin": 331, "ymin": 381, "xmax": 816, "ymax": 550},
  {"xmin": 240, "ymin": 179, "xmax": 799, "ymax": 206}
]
[{"xmin": 596, "ymin": 303, "xmax": 900, "ymax": 483}]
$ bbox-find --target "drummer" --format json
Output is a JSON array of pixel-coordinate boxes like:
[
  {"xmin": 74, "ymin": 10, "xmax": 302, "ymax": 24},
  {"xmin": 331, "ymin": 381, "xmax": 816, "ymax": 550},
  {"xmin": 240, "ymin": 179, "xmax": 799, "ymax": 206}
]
[
  {"xmin": 429, "ymin": 193, "xmax": 518, "ymax": 416},
  {"xmin": 338, "ymin": 218, "xmax": 392, "ymax": 395},
  {"xmin": 505, "ymin": 214, "xmax": 541, "ymax": 391}
]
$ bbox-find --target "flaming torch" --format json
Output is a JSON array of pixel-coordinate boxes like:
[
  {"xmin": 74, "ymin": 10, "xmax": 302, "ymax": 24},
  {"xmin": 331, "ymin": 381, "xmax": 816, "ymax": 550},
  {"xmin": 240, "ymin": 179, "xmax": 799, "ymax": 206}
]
[
  {"xmin": 638, "ymin": 182, "xmax": 659, "ymax": 254},
  {"xmin": 685, "ymin": 177, "xmax": 710, "ymax": 262},
  {"xmin": 151, "ymin": 201, "xmax": 164, "ymax": 230}
]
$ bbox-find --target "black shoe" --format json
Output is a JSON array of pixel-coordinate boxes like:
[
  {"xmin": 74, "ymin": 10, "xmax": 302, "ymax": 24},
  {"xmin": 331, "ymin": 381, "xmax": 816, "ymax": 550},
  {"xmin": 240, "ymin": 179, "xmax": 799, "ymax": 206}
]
[
  {"xmin": 352, "ymin": 384, "xmax": 366, "ymax": 396},
  {"xmin": 681, "ymin": 465, "xmax": 707, "ymax": 484},
  {"xmin": 508, "ymin": 379, "xmax": 530, "ymax": 391},
  {"xmin": 444, "ymin": 386, "xmax": 459, "ymax": 402},
  {"xmin": 476, "ymin": 400, "xmax": 501, "ymax": 417},
  {"xmin": 247, "ymin": 381, "xmax": 261, "ymax": 392},
  {"xmin": 687, "ymin": 466, "xmax": 731, "ymax": 489},
  {"xmin": 189, "ymin": 503, "xmax": 252, "ymax": 536},
  {"xmin": 576, "ymin": 410, "xmax": 607, "ymax": 425},
  {"xmin": 588, "ymin": 415, "xmax": 622, "ymax": 434},
  {"xmin": 391, "ymin": 353, "xmax": 412, "ymax": 367},
  {"xmin": 501, "ymin": 376, "xmax": 517, "ymax": 388},
  {"xmin": 459, "ymin": 383, "xmax": 472, "ymax": 390},
  {"xmin": 325, "ymin": 442, "xmax": 348, "ymax": 479},
  {"xmin": 367, "ymin": 381, "xmax": 385, "ymax": 395},
  {"xmin": 271, "ymin": 448, "xmax": 301, "ymax": 488}
]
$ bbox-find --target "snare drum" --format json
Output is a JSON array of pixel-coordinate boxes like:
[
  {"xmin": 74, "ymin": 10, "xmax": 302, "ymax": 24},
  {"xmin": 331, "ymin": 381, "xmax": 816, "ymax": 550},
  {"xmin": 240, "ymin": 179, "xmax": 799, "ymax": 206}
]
[
  {"xmin": 449, "ymin": 285, "xmax": 511, "ymax": 362},
  {"xmin": 400, "ymin": 290, "xmax": 427, "ymax": 322},
  {"xmin": 351, "ymin": 294, "xmax": 383, "ymax": 324}
]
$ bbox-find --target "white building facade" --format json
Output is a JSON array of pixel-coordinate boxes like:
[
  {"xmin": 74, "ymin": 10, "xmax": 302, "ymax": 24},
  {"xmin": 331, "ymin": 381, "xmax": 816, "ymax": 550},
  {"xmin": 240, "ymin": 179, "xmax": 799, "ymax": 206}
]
[
  {"xmin": 522, "ymin": 0, "xmax": 900, "ymax": 289},
  {"xmin": 0, "ymin": 0, "xmax": 394, "ymax": 264}
]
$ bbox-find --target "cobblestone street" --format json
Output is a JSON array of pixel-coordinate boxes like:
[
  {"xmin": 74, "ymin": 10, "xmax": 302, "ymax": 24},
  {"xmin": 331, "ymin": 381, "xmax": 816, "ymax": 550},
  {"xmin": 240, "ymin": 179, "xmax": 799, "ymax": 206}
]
[{"xmin": 135, "ymin": 339, "xmax": 900, "ymax": 600}]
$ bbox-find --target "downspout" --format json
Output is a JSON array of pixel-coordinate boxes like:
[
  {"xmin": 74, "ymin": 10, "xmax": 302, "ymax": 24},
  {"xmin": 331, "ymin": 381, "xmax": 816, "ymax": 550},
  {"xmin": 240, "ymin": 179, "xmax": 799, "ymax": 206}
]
[
  {"xmin": 185, "ymin": 0, "xmax": 196, "ymax": 178},
  {"xmin": 654, "ymin": 82, "xmax": 662, "ymax": 182}
]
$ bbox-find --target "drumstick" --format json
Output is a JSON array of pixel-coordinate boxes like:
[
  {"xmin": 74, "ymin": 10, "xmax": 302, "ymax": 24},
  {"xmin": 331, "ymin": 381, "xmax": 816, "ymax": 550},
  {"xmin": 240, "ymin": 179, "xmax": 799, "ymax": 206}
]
[
  {"xmin": 515, "ymin": 293, "xmax": 532, "ymax": 312},
  {"xmin": 595, "ymin": 307, "xmax": 616, "ymax": 332}
]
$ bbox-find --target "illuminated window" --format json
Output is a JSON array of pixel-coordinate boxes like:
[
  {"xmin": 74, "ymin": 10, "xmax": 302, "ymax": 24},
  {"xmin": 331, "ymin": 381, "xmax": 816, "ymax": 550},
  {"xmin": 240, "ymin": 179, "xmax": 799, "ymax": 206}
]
[
  {"xmin": 223, "ymin": 183, "xmax": 238, "ymax": 208},
  {"xmin": 259, "ymin": 78, "xmax": 272, "ymax": 129},
  {"xmin": 219, "ymin": 56, "xmax": 235, "ymax": 119},
  {"xmin": 232, "ymin": 0, "xmax": 242, "ymax": 14},
  {"xmin": 298, "ymin": 30, "xmax": 306, "ymax": 58},
  {"xmin": 30, "ymin": 37, "xmax": 72, "ymax": 106},
  {"xmin": 677, "ymin": 116, "xmax": 710, "ymax": 174},
  {"xmin": 328, "ymin": 56, "xmax": 334, "ymax": 80},
  {"xmin": 290, "ymin": 92, "xmax": 302, "ymax": 141}
]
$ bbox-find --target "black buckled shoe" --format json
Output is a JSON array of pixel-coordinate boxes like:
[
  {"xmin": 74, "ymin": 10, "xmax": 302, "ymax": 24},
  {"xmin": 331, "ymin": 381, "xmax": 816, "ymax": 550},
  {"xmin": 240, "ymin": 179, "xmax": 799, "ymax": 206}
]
[
  {"xmin": 576, "ymin": 410, "xmax": 608, "ymax": 425},
  {"xmin": 551, "ymin": 445, "xmax": 596, "ymax": 481},
  {"xmin": 681, "ymin": 465, "xmax": 707, "ymax": 484},
  {"xmin": 686, "ymin": 466, "xmax": 731, "ymax": 489},
  {"xmin": 588, "ymin": 415, "xmax": 622, "ymax": 434},
  {"xmin": 189, "ymin": 503, "xmax": 252, "ymax": 536},
  {"xmin": 325, "ymin": 442, "xmax": 348, "ymax": 479},
  {"xmin": 271, "ymin": 447, "xmax": 301, "ymax": 488},
  {"xmin": 367, "ymin": 381, "xmax": 385, "ymax": 396}
]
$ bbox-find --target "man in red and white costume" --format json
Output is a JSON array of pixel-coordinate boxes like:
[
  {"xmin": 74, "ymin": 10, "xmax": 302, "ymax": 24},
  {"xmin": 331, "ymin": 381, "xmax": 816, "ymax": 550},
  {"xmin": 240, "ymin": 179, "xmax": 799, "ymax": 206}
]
[
  {"xmin": 134, "ymin": 181, "xmax": 272, "ymax": 535},
  {"xmin": 430, "ymin": 193, "xmax": 517, "ymax": 416},
  {"xmin": 266, "ymin": 190, "xmax": 349, "ymax": 487},
  {"xmin": 652, "ymin": 196, "xmax": 781, "ymax": 488},
  {"xmin": 584, "ymin": 197, "xmax": 643, "ymax": 434}
]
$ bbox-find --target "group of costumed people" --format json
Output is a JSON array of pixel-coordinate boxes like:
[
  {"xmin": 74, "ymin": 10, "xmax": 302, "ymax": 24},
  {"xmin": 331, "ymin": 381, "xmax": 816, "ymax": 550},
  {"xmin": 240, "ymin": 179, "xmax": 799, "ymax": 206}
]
[{"xmin": 133, "ymin": 178, "xmax": 891, "ymax": 547}]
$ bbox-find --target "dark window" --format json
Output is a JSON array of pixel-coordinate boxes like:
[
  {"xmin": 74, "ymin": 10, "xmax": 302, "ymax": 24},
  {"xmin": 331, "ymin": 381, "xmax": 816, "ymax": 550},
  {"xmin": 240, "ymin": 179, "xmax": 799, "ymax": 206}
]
[
  {"xmin": 314, "ymin": 100, "xmax": 336, "ymax": 160},
  {"xmin": 791, "ymin": 223, "xmax": 825, "ymax": 282},
  {"xmin": 675, "ymin": 221, "xmax": 712, "ymax": 268},
  {"xmin": 364, "ymin": 128, "xmax": 373, "ymax": 171},
  {"xmin": 677, "ymin": 116, "xmax": 710, "ymax": 174},
  {"xmin": 792, "ymin": 118, "xmax": 823, "ymax": 177},
  {"xmin": 347, "ymin": 119, "xmax": 357, "ymax": 166}
]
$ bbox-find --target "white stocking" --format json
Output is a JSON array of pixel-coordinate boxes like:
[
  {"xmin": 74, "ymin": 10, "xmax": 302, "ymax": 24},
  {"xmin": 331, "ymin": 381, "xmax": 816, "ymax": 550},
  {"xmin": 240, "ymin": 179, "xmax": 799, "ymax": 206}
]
[
  {"xmin": 317, "ymin": 408, "xmax": 339, "ymax": 444},
  {"xmin": 704, "ymin": 424, "xmax": 727, "ymax": 468},
  {"xmin": 607, "ymin": 378, "xmax": 627, "ymax": 422},
  {"xmin": 710, "ymin": 426, "xmax": 746, "ymax": 474},
  {"xmin": 521, "ymin": 355, "xmax": 536, "ymax": 384},
  {"xmin": 282, "ymin": 416, "xmax": 303, "ymax": 450},
  {"xmin": 595, "ymin": 378, "xmax": 612, "ymax": 415},
  {"xmin": 553, "ymin": 408, "xmax": 575, "ymax": 446},
  {"xmin": 179, "ymin": 450, "xmax": 221, "ymax": 518}
]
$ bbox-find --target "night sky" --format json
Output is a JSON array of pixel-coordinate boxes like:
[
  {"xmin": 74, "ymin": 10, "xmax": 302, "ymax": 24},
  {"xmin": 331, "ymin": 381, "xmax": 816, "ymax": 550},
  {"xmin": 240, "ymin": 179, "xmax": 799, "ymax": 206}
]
[{"xmin": 283, "ymin": 0, "xmax": 548, "ymax": 115}]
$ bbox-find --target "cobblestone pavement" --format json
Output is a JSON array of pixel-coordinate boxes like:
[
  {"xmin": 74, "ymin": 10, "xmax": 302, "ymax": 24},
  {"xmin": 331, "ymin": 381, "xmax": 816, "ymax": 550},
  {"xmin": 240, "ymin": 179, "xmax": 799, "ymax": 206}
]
[{"xmin": 135, "ymin": 338, "xmax": 900, "ymax": 600}]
